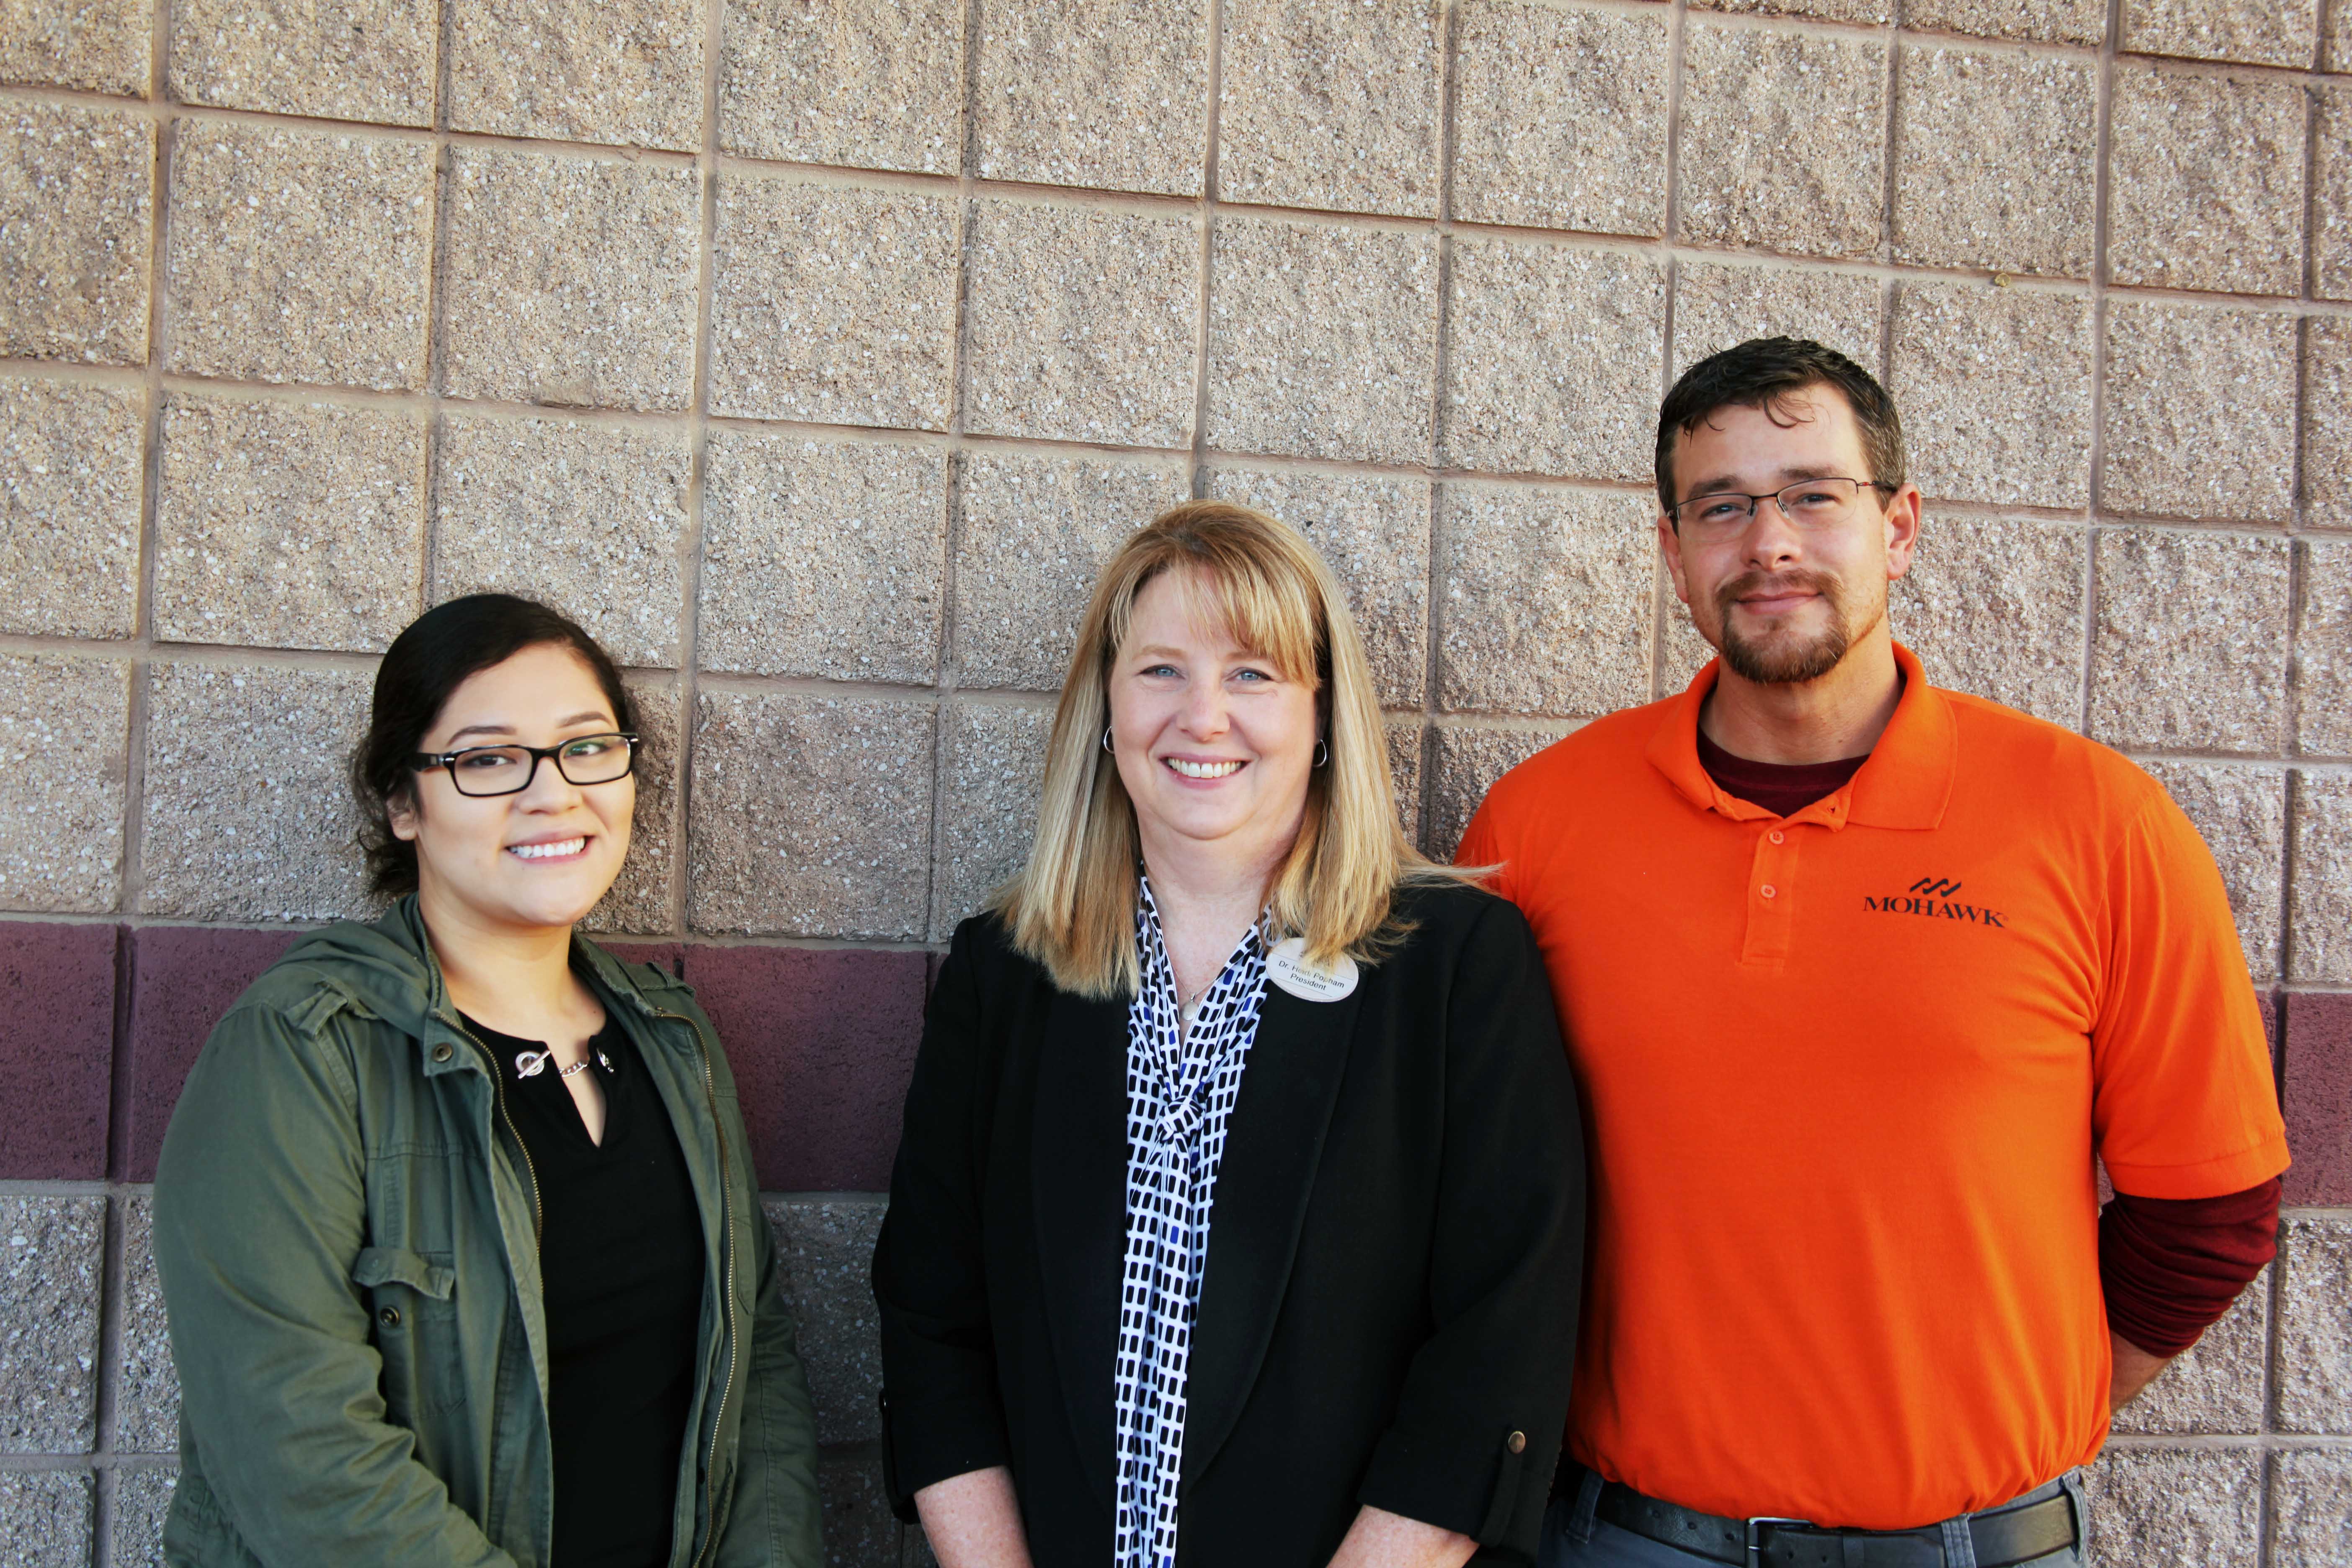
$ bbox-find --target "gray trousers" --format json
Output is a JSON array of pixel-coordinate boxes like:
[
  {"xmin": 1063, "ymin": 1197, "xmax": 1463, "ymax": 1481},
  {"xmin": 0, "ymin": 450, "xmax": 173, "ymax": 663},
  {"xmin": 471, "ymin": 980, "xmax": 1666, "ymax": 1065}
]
[{"xmin": 1535, "ymin": 1469, "xmax": 2089, "ymax": 1568}]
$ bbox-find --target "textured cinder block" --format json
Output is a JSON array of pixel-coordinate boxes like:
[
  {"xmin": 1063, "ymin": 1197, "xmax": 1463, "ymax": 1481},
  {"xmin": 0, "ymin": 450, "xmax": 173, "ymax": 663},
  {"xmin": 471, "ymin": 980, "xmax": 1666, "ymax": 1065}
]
[
  {"xmin": 2291, "ymin": 773, "xmax": 2352, "ymax": 985},
  {"xmin": 2108, "ymin": 64, "xmax": 2305, "ymax": 297},
  {"xmin": 115, "ymin": 1196, "xmax": 178, "ymax": 1455},
  {"xmin": 0, "ymin": 376, "xmax": 142, "ymax": 640},
  {"xmin": 963, "ymin": 200, "xmax": 1201, "ymax": 448},
  {"xmin": 699, "ymin": 431, "xmax": 948, "ymax": 682},
  {"xmin": 0, "ymin": 105, "xmax": 151, "ymax": 365},
  {"xmin": 2319, "ymin": 89, "xmax": 2349, "ymax": 302},
  {"xmin": 440, "ymin": 147, "xmax": 700, "ymax": 413},
  {"xmin": 932, "ymin": 701, "xmax": 1052, "ymax": 940},
  {"xmin": 1888, "ymin": 282, "xmax": 2093, "ymax": 508},
  {"xmin": 2285, "ymin": 994, "xmax": 2352, "ymax": 1207},
  {"xmin": 0, "ymin": 654, "xmax": 127, "ymax": 913},
  {"xmin": 2101, "ymin": 301, "xmax": 2296, "ymax": 522},
  {"xmin": 718, "ymin": 0, "xmax": 963, "ymax": 171},
  {"xmin": 1428, "ymin": 722, "xmax": 1573, "ymax": 861},
  {"xmin": 2272, "ymin": 1449, "xmax": 2352, "ymax": 1566},
  {"xmin": 164, "ymin": 122, "xmax": 434, "ymax": 390},
  {"xmin": 820, "ymin": 1452, "xmax": 901, "ymax": 1568},
  {"xmin": 110, "ymin": 1466, "xmax": 177, "ymax": 1568},
  {"xmin": 1677, "ymin": 24, "xmax": 1886, "ymax": 261},
  {"xmin": 1444, "ymin": 239, "xmax": 1663, "ymax": 483},
  {"xmin": 2088, "ymin": 530, "xmax": 2288, "ymax": 754},
  {"xmin": 1903, "ymin": 0, "xmax": 2105, "ymax": 42},
  {"xmin": 579, "ymin": 676, "xmax": 679, "ymax": 937},
  {"xmin": 2120, "ymin": 0, "xmax": 2319, "ymax": 67},
  {"xmin": 764, "ymin": 1198, "xmax": 885, "ymax": 1444},
  {"xmin": 0, "ymin": 1470, "xmax": 91, "ymax": 1566},
  {"xmin": 1892, "ymin": 45, "xmax": 2095, "ymax": 279},
  {"xmin": 1204, "ymin": 215, "xmax": 1438, "ymax": 465},
  {"xmin": 447, "ymin": 0, "xmax": 703, "ymax": 152},
  {"xmin": 0, "ymin": 1194, "xmax": 103, "ymax": 1452},
  {"xmin": 2299, "ymin": 541, "xmax": 2352, "ymax": 753},
  {"xmin": 687, "ymin": 691, "xmax": 934, "ymax": 939},
  {"xmin": 2139, "ymin": 762, "xmax": 2285, "ymax": 980},
  {"xmin": 2311, "ymin": 319, "xmax": 2352, "ymax": 518},
  {"xmin": 2078, "ymin": 1445, "xmax": 2261, "ymax": 1566},
  {"xmin": 1202, "ymin": 465, "xmax": 1431, "ymax": 707},
  {"xmin": 138, "ymin": 663, "xmax": 375, "ymax": 922},
  {"xmin": 952, "ymin": 451, "xmax": 1189, "ymax": 690},
  {"xmin": 1216, "ymin": 0, "xmax": 1442, "ymax": 218},
  {"xmin": 1386, "ymin": 717, "xmax": 1422, "ymax": 847},
  {"xmin": 153, "ymin": 394, "xmax": 425, "ymax": 653},
  {"xmin": 2276, "ymin": 1214, "xmax": 2352, "ymax": 1432},
  {"xmin": 684, "ymin": 944, "xmax": 927, "ymax": 1189},
  {"xmin": 1452, "ymin": 0, "xmax": 1666, "ymax": 237},
  {"xmin": 433, "ymin": 415, "xmax": 689, "ymax": 668},
  {"xmin": 1694, "ymin": 0, "xmax": 1886, "ymax": 21},
  {"xmin": 1891, "ymin": 515, "xmax": 2084, "ymax": 726},
  {"xmin": 972, "ymin": 0, "xmax": 1208, "ymax": 196},
  {"xmin": 2110, "ymin": 1264, "xmax": 2269, "ymax": 1434},
  {"xmin": 0, "ymin": 923, "xmax": 114, "ymax": 1179},
  {"xmin": 710, "ymin": 178, "xmax": 959, "ymax": 431},
  {"xmin": 1, "ymin": 0, "xmax": 149, "ymax": 93},
  {"xmin": 1434, "ymin": 483, "xmax": 1653, "ymax": 719},
  {"xmin": 1670, "ymin": 263, "xmax": 1883, "ymax": 377},
  {"xmin": 169, "ymin": 0, "xmax": 434, "ymax": 124}
]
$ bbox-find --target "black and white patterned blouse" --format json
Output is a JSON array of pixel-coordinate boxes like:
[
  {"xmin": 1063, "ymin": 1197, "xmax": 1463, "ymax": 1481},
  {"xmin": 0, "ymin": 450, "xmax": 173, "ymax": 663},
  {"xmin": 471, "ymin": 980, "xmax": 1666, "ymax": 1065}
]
[{"xmin": 1112, "ymin": 877, "xmax": 1271, "ymax": 1568}]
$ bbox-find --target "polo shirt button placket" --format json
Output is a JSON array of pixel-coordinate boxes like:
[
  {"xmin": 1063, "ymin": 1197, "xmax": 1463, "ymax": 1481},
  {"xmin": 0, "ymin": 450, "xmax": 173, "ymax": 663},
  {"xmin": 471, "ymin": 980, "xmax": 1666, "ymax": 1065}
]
[{"xmin": 1742, "ymin": 822, "xmax": 1801, "ymax": 967}]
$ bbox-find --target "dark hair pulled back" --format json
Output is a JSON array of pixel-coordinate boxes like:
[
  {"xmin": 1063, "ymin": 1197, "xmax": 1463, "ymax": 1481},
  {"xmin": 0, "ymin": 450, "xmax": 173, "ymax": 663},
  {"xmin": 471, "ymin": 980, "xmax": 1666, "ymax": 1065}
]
[
  {"xmin": 1655, "ymin": 336, "xmax": 1906, "ymax": 516},
  {"xmin": 351, "ymin": 593, "xmax": 636, "ymax": 899}
]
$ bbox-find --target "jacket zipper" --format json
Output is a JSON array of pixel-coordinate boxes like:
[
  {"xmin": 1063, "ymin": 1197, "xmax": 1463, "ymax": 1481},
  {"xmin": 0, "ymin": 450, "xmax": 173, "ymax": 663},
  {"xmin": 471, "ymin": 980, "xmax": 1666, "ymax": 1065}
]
[
  {"xmin": 456, "ymin": 1019, "xmax": 543, "ymax": 1243},
  {"xmin": 658, "ymin": 1006, "xmax": 739, "ymax": 1568}
]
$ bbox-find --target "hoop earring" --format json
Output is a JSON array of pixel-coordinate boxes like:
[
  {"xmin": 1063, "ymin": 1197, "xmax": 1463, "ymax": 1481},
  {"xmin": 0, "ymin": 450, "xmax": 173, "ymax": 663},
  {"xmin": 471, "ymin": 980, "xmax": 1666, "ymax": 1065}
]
[
  {"xmin": 1313, "ymin": 738, "xmax": 1330, "ymax": 769},
  {"xmin": 1102, "ymin": 725, "xmax": 1114, "ymax": 755}
]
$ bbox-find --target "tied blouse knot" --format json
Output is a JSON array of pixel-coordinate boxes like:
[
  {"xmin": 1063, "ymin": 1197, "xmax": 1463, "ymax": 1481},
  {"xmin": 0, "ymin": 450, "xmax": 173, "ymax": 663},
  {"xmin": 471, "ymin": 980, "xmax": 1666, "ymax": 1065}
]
[{"xmin": 1114, "ymin": 879, "xmax": 1272, "ymax": 1568}]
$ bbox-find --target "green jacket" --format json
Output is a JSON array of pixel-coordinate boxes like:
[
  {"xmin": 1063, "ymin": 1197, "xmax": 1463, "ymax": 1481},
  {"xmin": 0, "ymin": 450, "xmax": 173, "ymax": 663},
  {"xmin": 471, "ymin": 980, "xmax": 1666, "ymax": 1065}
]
[{"xmin": 152, "ymin": 898, "xmax": 824, "ymax": 1568}]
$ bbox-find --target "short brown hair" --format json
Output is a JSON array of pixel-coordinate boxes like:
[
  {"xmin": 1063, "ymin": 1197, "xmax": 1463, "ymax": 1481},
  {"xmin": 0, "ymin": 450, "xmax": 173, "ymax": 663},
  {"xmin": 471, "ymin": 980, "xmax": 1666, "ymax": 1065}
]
[{"xmin": 1656, "ymin": 336, "xmax": 1906, "ymax": 516}]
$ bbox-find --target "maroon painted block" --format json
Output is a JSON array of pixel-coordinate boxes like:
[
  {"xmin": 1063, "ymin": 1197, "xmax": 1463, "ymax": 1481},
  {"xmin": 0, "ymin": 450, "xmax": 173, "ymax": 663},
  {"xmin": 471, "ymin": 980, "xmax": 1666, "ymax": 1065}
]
[
  {"xmin": 681, "ymin": 944, "xmax": 928, "ymax": 1193},
  {"xmin": 0, "ymin": 921, "xmax": 118, "ymax": 1178},
  {"xmin": 598, "ymin": 941, "xmax": 683, "ymax": 979},
  {"xmin": 126, "ymin": 926, "xmax": 302, "ymax": 1182},
  {"xmin": 2283, "ymin": 991, "xmax": 2352, "ymax": 1207}
]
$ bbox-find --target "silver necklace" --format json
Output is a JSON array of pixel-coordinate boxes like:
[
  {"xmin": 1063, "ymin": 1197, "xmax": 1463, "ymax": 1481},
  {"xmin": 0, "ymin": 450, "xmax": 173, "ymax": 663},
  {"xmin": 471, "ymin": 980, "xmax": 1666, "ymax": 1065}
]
[{"xmin": 514, "ymin": 1048, "xmax": 611, "ymax": 1080}]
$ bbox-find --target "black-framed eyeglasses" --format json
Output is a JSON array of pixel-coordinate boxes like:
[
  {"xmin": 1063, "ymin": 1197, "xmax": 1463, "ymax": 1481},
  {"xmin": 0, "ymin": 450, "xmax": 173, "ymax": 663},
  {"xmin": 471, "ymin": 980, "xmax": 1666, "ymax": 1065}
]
[
  {"xmin": 1668, "ymin": 477, "xmax": 1898, "ymax": 539},
  {"xmin": 410, "ymin": 733, "xmax": 640, "ymax": 797}
]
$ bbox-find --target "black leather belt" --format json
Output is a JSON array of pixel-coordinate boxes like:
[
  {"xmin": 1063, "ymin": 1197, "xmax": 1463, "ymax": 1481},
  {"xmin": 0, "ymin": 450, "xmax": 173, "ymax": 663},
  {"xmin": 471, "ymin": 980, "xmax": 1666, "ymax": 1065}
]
[{"xmin": 1591, "ymin": 1477, "xmax": 2079, "ymax": 1568}]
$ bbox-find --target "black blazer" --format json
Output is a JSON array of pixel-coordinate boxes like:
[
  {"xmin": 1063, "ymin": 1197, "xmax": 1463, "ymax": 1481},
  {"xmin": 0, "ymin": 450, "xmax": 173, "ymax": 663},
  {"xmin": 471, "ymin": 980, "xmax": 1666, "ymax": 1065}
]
[{"xmin": 871, "ymin": 879, "xmax": 1586, "ymax": 1566}]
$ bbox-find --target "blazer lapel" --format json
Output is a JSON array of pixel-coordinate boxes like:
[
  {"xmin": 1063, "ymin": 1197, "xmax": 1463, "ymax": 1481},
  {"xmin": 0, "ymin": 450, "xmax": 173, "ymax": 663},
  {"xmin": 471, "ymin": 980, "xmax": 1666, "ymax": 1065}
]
[
  {"xmin": 1179, "ymin": 980, "xmax": 1364, "ymax": 1488},
  {"xmin": 1030, "ymin": 984, "xmax": 1131, "ymax": 1513}
]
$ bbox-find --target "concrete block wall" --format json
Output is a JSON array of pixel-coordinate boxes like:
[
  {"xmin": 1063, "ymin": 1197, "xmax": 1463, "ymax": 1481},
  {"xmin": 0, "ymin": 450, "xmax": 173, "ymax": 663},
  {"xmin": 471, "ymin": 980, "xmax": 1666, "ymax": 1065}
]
[{"xmin": 0, "ymin": 0, "xmax": 2344, "ymax": 1562}]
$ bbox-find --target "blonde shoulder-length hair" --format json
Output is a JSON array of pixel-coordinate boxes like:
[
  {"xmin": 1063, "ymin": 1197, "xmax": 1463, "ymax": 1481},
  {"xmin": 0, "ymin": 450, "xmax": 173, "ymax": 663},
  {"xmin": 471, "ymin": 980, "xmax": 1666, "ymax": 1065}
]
[{"xmin": 993, "ymin": 498, "xmax": 1467, "ymax": 999}]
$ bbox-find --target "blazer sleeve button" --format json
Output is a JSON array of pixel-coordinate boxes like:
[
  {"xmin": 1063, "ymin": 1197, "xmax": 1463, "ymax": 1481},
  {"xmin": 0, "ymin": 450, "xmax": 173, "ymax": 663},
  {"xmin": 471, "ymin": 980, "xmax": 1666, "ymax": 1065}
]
[{"xmin": 1506, "ymin": 1431, "xmax": 1527, "ymax": 1454}]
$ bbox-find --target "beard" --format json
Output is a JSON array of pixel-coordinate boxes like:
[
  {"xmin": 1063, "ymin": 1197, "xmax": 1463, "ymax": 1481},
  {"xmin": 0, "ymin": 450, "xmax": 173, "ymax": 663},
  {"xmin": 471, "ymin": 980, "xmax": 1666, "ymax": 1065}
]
[{"xmin": 1707, "ymin": 567, "xmax": 1880, "ymax": 685}]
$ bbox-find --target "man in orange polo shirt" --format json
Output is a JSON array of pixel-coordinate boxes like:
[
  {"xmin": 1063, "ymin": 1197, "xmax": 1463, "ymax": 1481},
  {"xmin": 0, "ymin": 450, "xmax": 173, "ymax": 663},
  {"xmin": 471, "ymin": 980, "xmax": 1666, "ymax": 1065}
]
[{"xmin": 1460, "ymin": 338, "xmax": 2288, "ymax": 1568}]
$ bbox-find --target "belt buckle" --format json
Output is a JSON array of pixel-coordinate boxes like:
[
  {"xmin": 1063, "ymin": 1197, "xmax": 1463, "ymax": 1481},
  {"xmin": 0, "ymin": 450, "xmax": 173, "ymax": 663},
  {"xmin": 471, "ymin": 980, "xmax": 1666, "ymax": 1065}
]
[{"xmin": 1744, "ymin": 1516, "xmax": 1810, "ymax": 1559}]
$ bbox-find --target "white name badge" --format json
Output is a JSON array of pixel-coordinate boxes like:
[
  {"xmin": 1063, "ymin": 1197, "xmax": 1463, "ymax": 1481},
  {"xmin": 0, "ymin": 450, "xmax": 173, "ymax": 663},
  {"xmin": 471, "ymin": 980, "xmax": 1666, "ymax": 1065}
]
[{"xmin": 1266, "ymin": 937, "xmax": 1359, "ymax": 1003}]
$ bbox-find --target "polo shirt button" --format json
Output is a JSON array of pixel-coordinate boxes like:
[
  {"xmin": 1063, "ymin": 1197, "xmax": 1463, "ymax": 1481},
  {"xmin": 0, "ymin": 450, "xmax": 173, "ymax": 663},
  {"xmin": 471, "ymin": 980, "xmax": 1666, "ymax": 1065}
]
[
  {"xmin": 1769, "ymin": 830, "xmax": 1785, "ymax": 844},
  {"xmin": 1761, "ymin": 885, "xmax": 1777, "ymax": 899},
  {"xmin": 1506, "ymin": 1431, "xmax": 1527, "ymax": 1454}
]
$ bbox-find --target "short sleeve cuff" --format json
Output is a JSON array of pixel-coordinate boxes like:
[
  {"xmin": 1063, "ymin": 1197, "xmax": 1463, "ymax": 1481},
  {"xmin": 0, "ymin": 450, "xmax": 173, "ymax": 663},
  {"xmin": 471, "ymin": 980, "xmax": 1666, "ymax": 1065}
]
[{"xmin": 2104, "ymin": 1130, "xmax": 2291, "ymax": 1200}]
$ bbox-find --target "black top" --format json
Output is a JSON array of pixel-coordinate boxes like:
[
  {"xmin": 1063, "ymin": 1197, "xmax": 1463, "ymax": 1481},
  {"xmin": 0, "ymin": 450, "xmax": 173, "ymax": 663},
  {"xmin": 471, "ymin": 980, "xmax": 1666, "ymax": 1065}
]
[
  {"xmin": 871, "ymin": 880, "xmax": 1587, "ymax": 1566},
  {"xmin": 467, "ymin": 1009, "xmax": 705, "ymax": 1568}
]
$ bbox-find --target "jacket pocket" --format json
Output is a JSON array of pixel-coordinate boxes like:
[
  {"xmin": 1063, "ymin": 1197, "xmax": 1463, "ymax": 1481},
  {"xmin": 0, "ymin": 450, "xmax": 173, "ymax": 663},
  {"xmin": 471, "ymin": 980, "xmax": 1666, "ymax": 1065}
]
[{"xmin": 352, "ymin": 1247, "xmax": 466, "ymax": 1423}]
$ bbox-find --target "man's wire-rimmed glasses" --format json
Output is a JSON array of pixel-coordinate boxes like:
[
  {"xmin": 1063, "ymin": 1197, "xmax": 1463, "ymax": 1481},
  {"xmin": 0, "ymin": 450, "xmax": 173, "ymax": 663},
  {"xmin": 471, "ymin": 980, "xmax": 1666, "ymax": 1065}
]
[
  {"xmin": 1668, "ymin": 477, "xmax": 1898, "ymax": 542},
  {"xmin": 410, "ymin": 733, "xmax": 640, "ymax": 797}
]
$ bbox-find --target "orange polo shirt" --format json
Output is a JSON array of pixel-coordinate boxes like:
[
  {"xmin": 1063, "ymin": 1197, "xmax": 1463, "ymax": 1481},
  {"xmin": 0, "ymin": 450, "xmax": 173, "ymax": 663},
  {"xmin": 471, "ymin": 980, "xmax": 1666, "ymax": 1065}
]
[{"xmin": 1457, "ymin": 645, "xmax": 2288, "ymax": 1530}]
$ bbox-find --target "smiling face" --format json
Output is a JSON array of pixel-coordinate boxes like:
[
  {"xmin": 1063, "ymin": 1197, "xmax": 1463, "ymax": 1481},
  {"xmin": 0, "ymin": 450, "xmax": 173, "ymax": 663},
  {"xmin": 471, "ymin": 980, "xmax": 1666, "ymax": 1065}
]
[
  {"xmin": 1658, "ymin": 385, "xmax": 1920, "ymax": 686},
  {"xmin": 1108, "ymin": 568, "xmax": 1320, "ymax": 877},
  {"xmin": 390, "ymin": 642, "xmax": 635, "ymax": 937}
]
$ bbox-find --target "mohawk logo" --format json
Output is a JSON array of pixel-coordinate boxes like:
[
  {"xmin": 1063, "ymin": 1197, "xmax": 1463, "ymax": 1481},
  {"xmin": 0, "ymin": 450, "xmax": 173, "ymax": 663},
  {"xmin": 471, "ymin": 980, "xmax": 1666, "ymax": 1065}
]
[{"xmin": 1864, "ymin": 877, "xmax": 2007, "ymax": 929}]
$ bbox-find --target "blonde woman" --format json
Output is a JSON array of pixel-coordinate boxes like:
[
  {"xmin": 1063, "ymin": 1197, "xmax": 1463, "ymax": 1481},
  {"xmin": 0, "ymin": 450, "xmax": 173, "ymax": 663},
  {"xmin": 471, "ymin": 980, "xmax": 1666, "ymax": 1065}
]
[{"xmin": 872, "ymin": 503, "xmax": 1586, "ymax": 1568}]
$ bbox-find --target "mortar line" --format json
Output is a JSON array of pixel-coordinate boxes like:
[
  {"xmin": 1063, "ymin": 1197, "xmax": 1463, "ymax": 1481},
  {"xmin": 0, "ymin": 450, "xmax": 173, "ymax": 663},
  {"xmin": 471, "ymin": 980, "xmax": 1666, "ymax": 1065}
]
[
  {"xmin": 1187, "ymin": 0, "xmax": 1223, "ymax": 502},
  {"xmin": 1414, "ymin": 0, "xmax": 1467, "ymax": 850},
  {"xmin": 2078, "ymin": 0, "xmax": 2122, "ymax": 741}
]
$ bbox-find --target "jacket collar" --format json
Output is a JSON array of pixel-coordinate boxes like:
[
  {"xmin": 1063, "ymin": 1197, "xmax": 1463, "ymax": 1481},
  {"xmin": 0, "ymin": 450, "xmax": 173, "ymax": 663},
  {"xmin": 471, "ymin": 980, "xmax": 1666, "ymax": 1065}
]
[{"xmin": 1645, "ymin": 641, "xmax": 1956, "ymax": 831}]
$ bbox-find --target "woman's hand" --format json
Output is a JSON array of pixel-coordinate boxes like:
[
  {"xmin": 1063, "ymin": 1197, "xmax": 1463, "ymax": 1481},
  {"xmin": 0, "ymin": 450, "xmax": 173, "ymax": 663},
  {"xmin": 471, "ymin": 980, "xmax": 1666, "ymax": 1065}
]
[
  {"xmin": 1325, "ymin": 1504, "xmax": 1480, "ymax": 1568},
  {"xmin": 913, "ymin": 1467, "xmax": 1035, "ymax": 1568}
]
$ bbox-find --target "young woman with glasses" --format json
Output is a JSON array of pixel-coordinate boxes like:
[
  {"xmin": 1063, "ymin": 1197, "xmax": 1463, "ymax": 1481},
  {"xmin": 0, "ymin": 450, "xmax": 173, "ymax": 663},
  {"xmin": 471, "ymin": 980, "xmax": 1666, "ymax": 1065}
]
[{"xmin": 153, "ymin": 593, "xmax": 822, "ymax": 1568}]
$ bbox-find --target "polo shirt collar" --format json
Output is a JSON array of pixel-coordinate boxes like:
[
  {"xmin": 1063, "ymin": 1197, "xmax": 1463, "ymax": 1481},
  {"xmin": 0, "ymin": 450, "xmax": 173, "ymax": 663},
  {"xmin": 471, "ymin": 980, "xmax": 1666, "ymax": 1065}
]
[{"xmin": 1646, "ymin": 641, "xmax": 1957, "ymax": 830}]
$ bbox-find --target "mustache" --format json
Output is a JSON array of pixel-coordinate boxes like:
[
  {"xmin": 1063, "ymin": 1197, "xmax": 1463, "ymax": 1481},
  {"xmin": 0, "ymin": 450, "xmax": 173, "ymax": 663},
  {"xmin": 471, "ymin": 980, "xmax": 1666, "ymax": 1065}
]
[{"xmin": 1714, "ymin": 569, "xmax": 1841, "ymax": 614}]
